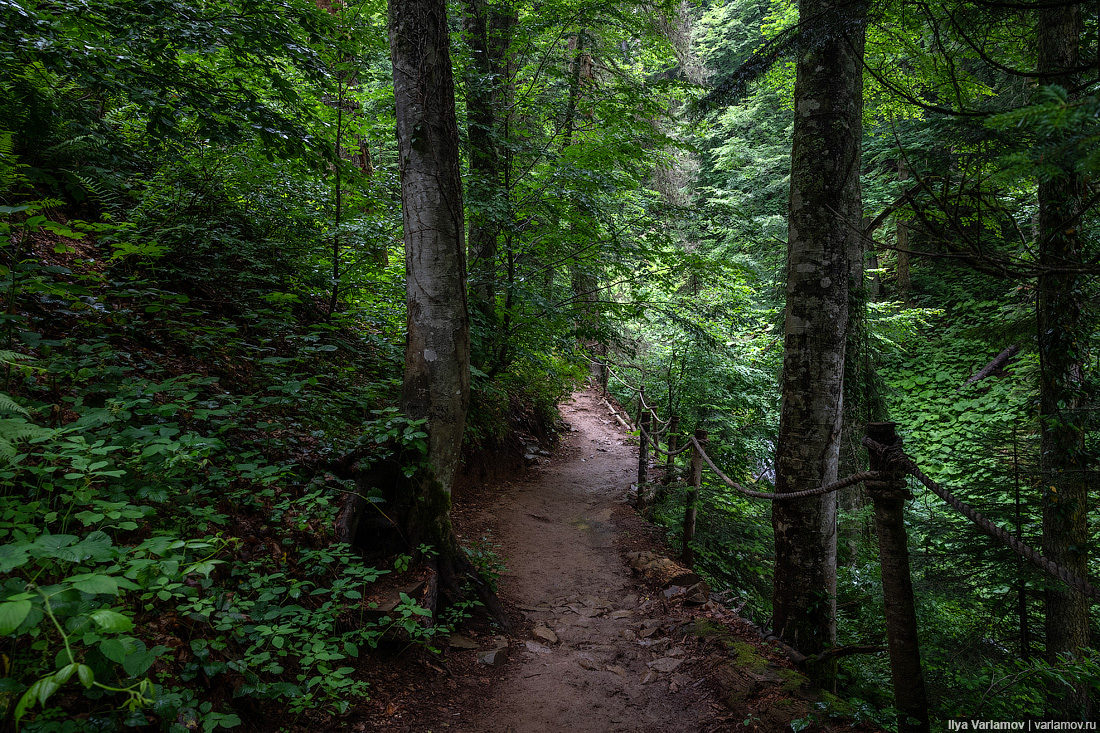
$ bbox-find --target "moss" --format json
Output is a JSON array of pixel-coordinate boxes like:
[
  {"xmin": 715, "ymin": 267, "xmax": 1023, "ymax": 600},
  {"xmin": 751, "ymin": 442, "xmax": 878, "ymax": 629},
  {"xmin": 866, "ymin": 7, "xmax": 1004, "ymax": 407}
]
[
  {"xmin": 731, "ymin": 640, "xmax": 769, "ymax": 673},
  {"xmin": 687, "ymin": 619, "xmax": 735, "ymax": 645},
  {"xmin": 817, "ymin": 690, "xmax": 855, "ymax": 716},
  {"xmin": 778, "ymin": 667, "xmax": 809, "ymax": 693}
]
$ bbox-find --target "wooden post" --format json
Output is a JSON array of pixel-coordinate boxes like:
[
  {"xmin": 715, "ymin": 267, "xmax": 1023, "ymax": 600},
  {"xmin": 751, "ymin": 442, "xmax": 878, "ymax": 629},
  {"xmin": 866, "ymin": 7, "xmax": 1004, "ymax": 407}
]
[
  {"xmin": 663, "ymin": 414, "xmax": 680, "ymax": 485},
  {"xmin": 682, "ymin": 429, "xmax": 706, "ymax": 567},
  {"xmin": 637, "ymin": 409, "xmax": 650, "ymax": 505},
  {"xmin": 866, "ymin": 422, "xmax": 929, "ymax": 733}
]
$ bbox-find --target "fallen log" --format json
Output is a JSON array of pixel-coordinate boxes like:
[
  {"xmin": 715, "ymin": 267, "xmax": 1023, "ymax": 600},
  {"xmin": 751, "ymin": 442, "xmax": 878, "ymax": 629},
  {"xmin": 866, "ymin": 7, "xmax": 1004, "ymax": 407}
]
[
  {"xmin": 601, "ymin": 399, "xmax": 632, "ymax": 430},
  {"xmin": 960, "ymin": 344, "xmax": 1019, "ymax": 390}
]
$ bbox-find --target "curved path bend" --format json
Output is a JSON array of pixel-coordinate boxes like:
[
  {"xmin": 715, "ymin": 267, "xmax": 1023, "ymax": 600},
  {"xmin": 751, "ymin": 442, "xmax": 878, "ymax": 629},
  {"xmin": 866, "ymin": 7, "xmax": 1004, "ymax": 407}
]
[{"xmin": 436, "ymin": 389, "xmax": 723, "ymax": 733}]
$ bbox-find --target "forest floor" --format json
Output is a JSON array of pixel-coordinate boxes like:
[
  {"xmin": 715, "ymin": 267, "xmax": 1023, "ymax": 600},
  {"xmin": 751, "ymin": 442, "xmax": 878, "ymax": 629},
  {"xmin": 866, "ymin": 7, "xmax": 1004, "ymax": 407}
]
[{"xmin": 353, "ymin": 388, "xmax": 881, "ymax": 733}]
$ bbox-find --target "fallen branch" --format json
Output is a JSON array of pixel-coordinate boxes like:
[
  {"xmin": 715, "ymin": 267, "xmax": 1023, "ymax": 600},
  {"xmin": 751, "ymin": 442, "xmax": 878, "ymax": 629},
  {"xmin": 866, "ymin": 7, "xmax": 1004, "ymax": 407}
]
[{"xmin": 959, "ymin": 344, "xmax": 1020, "ymax": 390}]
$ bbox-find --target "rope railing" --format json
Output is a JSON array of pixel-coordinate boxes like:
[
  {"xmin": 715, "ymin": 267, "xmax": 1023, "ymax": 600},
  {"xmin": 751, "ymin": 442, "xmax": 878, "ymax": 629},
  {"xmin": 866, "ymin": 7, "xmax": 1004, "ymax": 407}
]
[
  {"xmin": 864, "ymin": 437, "xmax": 1100, "ymax": 603},
  {"xmin": 639, "ymin": 425, "xmax": 877, "ymax": 499},
  {"xmin": 606, "ymin": 367, "xmax": 1098, "ymax": 733},
  {"xmin": 618, "ymin": 377, "xmax": 1099, "ymax": 599}
]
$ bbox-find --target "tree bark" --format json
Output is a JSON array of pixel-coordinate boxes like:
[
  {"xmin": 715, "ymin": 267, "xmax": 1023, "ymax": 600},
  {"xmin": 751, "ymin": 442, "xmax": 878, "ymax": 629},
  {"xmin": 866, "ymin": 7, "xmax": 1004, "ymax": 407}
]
[
  {"xmin": 391, "ymin": 0, "xmax": 469, "ymax": 494},
  {"xmin": 462, "ymin": 0, "xmax": 513, "ymax": 315},
  {"xmin": 1036, "ymin": 0, "xmax": 1090, "ymax": 715},
  {"xmin": 896, "ymin": 160, "xmax": 911, "ymax": 302},
  {"xmin": 389, "ymin": 0, "xmax": 469, "ymax": 551},
  {"xmin": 388, "ymin": 0, "xmax": 508, "ymax": 630},
  {"xmin": 771, "ymin": 0, "xmax": 867, "ymax": 660}
]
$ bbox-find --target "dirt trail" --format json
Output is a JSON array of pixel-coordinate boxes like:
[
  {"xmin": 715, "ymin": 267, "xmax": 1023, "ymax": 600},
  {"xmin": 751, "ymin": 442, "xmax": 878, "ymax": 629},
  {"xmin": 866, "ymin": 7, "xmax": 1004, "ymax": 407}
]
[{"xmin": 436, "ymin": 389, "xmax": 723, "ymax": 732}]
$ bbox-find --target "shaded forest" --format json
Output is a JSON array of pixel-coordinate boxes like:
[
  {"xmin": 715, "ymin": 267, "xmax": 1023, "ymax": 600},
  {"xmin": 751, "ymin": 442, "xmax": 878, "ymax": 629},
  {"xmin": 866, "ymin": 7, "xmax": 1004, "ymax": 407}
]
[{"xmin": 0, "ymin": 0, "xmax": 1097, "ymax": 730}]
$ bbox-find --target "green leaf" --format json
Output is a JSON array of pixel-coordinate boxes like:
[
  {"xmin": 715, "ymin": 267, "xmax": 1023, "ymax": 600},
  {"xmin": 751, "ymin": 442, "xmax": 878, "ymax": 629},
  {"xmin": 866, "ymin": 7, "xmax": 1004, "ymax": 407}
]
[
  {"xmin": 89, "ymin": 608, "xmax": 133, "ymax": 633},
  {"xmin": 76, "ymin": 664, "xmax": 95, "ymax": 688},
  {"xmin": 54, "ymin": 663, "xmax": 79, "ymax": 684},
  {"xmin": 69, "ymin": 573, "xmax": 119, "ymax": 596},
  {"xmin": 0, "ymin": 544, "xmax": 29, "ymax": 572},
  {"xmin": 0, "ymin": 599, "xmax": 32, "ymax": 635},
  {"xmin": 14, "ymin": 683, "xmax": 37, "ymax": 723},
  {"xmin": 35, "ymin": 675, "xmax": 60, "ymax": 705},
  {"xmin": 100, "ymin": 636, "xmax": 138, "ymax": 663},
  {"xmin": 122, "ymin": 650, "xmax": 157, "ymax": 677}
]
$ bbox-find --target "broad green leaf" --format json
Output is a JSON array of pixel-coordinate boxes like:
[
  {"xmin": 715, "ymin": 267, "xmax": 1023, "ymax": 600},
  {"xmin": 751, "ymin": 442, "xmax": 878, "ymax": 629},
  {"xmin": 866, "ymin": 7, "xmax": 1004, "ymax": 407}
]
[
  {"xmin": 0, "ymin": 545, "xmax": 29, "ymax": 573},
  {"xmin": 100, "ymin": 636, "xmax": 138, "ymax": 663},
  {"xmin": 89, "ymin": 608, "xmax": 133, "ymax": 632},
  {"xmin": 35, "ymin": 675, "xmax": 60, "ymax": 705},
  {"xmin": 76, "ymin": 664, "xmax": 95, "ymax": 687},
  {"xmin": 69, "ymin": 573, "xmax": 119, "ymax": 596},
  {"xmin": 54, "ymin": 663, "xmax": 78, "ymax": 684},
  {"xmin": 0, "ymin": 600, "xmax": 32, "ymax": 635}
]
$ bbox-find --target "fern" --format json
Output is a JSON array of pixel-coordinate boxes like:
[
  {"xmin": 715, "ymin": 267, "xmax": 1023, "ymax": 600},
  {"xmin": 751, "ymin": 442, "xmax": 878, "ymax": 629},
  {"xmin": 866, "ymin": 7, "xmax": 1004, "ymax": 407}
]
[
  {"xmin": 0, "ymin": 417, "xmax": 51, "ymax": 463},
  {"xmin": 0, "ymin": 391, "xmax": 29, "ymax": 417},
  {"xmin": 0, "ymin": 131, "xmax": 15, "ymax": 193},
  {"xmin": 73, "ymin": 171, "xmax": 122, "ymax": 214}
]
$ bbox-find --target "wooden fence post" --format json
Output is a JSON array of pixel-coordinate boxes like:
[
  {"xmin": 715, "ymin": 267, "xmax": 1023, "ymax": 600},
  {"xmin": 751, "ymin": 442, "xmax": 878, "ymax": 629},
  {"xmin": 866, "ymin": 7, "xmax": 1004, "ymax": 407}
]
[
  {"xmin": 866, "ymin": 422, "xmax": 930, "ymax": 733},
  {"xmin": 663, "ymin": 414, "xmax": 680, "ymax": 485},
  {"xmin": 637, "ymin": 409, "xmax": 650, "ymax": 505},
  {"xmin": 682, "ymin": 428, "xmax": 706, "ymax": 567}
]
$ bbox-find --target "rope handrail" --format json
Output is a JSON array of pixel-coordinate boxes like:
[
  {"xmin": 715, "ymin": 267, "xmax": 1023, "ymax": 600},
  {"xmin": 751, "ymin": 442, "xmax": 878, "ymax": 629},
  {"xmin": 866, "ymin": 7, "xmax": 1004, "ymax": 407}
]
[
  {"xmin": 692, "ymin": 436, "xmax": 880, "ymax": 501},
  {"xmin": 623, "ymin": 374, "xmax": 1097, "ymax": 600},
  {"xmin": 604, "ymin": 364, "xmax": 640, "ymax": 393},
  {"xmin": 639, "ymin": 426, "xmax": 693, "ymax": 457},
  {"xmin": 863, "ymin": 437, "xmax": 1100, "ymax": 603}
]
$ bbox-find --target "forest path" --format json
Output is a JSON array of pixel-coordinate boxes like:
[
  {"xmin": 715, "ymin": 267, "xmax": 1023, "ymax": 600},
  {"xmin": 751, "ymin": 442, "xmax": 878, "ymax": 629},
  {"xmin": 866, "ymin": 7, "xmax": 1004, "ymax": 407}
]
[{"xmin": 431, "ymin": 388, "xmax": 725, "ymax": 732}]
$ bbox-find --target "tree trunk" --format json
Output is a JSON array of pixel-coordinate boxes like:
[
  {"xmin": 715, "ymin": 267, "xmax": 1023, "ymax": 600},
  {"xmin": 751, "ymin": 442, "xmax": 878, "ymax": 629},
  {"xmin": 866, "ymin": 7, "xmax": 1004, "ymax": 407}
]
[
  {"xmin": 771, "ymin": 0, "xmax": 867, "ymax": 660},
  {"xmin": 1036, "ymin": 0, "xmax": 1090, "ymax": 715},
  {"xmin": 896, "ymin": 160, "xmax": 911, "ymax": 302},
  {"xmin": 462, "ymin": 0, "xmax": 513, "ymax": 315},
  {"xmin": 391, "ymin": 0, "xmax": 469, "ymax": 494},
  {"xmin": 388, "ymin": 0, "xmax": 509, "ymax": 630}
]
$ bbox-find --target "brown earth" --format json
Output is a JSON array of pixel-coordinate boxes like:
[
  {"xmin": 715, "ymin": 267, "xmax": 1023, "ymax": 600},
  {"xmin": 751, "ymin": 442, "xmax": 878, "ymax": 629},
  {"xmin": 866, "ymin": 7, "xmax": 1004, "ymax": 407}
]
[{"xmin": 353, "ymin": 388, "xmax": 882, "ymax": 733}]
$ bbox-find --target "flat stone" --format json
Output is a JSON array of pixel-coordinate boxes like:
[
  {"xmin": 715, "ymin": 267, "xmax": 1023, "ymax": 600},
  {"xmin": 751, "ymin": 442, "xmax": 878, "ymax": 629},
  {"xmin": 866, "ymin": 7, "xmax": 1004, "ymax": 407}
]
[
  {"xmin": 447, "ymin": 634, "xmax": 480, "ymax": 650},
  {"xmin": 490, "ymin": 635, "xmax": 509, "ymax": 650},
  {"xmin": 606, "ymin": 665, "xmax": 627, "ymax": 677},
  {"xmin": 524, "ymin": 641, "xmax": 552, "ymax": 654},
  {"xmin": 638, "ymin": 626, "xmax": 658, "ymax": 639},
  {"xmin": 663, "ymin": 585, "xmax": 686, "ymax": 600},
  {"xmin": 640, "ymin": 637, "xmax": 671, "ymax": 652},
  {"xmin": 684, "ymin": 581, "xmax": 711, "ymax": 605},
  {"xmin": 608, "ymin": 610, "xmax": 633, "ymax": 619},
  {"xmin": 477, "ymin": 648, "xmax": 508, "ymax": 666},
  {"xmin": 532, "ymin": 626, "xmax": 558, "ymax": 644},
  {"xmin": 641, "ymin": 671, "xmax": 657, "ymax": 684},
  {"xmin": 647, "ymin": 657, "xmax": 684, "ymax": 673}
]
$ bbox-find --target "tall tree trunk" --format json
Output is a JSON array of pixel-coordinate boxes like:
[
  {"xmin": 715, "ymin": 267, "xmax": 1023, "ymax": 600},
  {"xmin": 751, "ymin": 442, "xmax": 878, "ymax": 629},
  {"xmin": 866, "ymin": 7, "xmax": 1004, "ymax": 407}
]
[
  {"xmin": 772, "ymin": 0, "xmax": 867, "ymax": 659},
  {"xmin": 463, "ymin": 0, "xmax": 513, "ymax": 315},
  {"xmin": 896, "ymin": 159, "xmax": 911, "ymax": 302},
  {"xmin": 1036, "ymin": 0, "xmax": 1090, "ymax": 715},
  {"xmin": 389, "ymin": 0, "xmax": 469, "ymax": 554}
]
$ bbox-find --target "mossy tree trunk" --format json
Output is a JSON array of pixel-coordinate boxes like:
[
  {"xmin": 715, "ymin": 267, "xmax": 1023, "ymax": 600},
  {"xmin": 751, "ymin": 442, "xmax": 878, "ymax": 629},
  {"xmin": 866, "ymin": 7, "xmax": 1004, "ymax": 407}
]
[
  {"xmin": 771, "ymin": 0, "xmax": 867, "ymax": 660},
  {"xmin": 388, "ymin": 0, "xmax": 506, "ymax": 627},
  {"xmin": 1036, "ymin": 0, "xmax": 1090, "ymax": 715}
]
